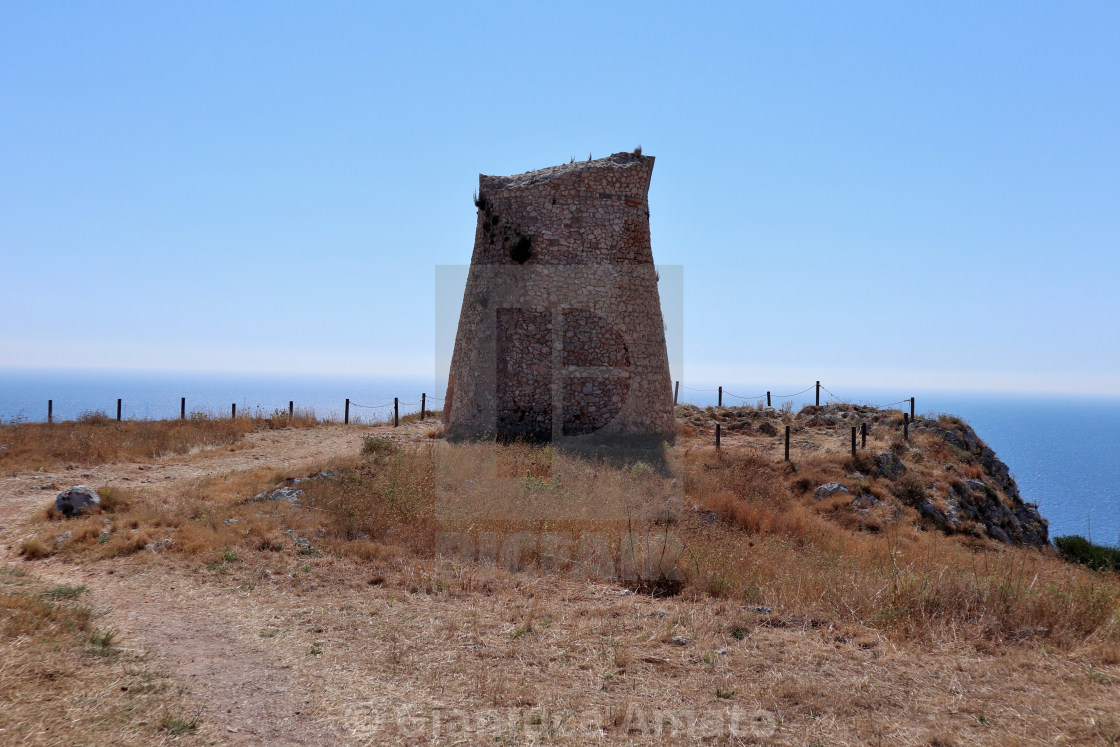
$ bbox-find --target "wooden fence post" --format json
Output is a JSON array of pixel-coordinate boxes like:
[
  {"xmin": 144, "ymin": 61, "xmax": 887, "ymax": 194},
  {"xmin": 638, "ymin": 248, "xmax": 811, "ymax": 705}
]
[
  {"xmin": 181, "ymin": 397, "xmax": 186, "ymax": 420},
  {"xmin": 784, "ymin": 425, "xmax": 791, "ymax": 462},
  {"xmin": 851, "ymin": 426, "xmax": 857, "ymax": 457},
  {"xmin": 718, "ymin": 386, "xmax": 723, "ymax": 407},
  {"xmin": 48, "ymin": 399, "xmax": 53, "ymax": 424},
  {"xmin": 860, "ymin": 422, "xmax": 866, "ymax": 448},
  {"xmin": 289, "ymin": 401, "xmax": 294, "ymax": 418},
  {"xmin": 117, "ymin": 399, "xmax": 122, "ymax": 421},
  {"xmin": 910, "ymin": 397, "xmax": 915, "ymax": 421},
  {"xmin": 345, "ymin": 398, "xmax": 350, "ymax": 425},
  {"xmin": 232, "ymin": 403, "xmax": 236, "ymax": 419},
  {"xmin": 766, "ymin": 391, "xmax": 771, "ymax": 407},
  {"xmin": 673, "ymin": 381, "xmax": 679, "ymax": 405},
  {"xmin": 715, "ymin": 423, "xmax": 721, "ymax": 449},
  {"xmin": 815, "ymin": 381, "xmax": 820, "ymax": 406},
  {"xmin": 903, "ymin": 413, "xmax": 909, "ymax": 441},
  {"xmin": 394, "ymin": 398, "xmax": 399, "ymax": 427},
  {"xmin": 421, "ymin": 393, "xmax": 426, "ymax": 420}
]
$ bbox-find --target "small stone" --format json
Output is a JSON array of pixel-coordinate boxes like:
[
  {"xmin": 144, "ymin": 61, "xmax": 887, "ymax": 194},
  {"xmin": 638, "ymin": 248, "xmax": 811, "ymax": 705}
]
[
  {"xmin": 257, "ymin": 487, "xmax": 304, "ymax": 504},
  {"xmin": 55, "ymin": 531, "xmax": 73, "ymax": 545},
  {"xmin": 651, "ymin": 609, "xmax": 668, "ymax": 618},
  {"xmin": 55, "ymin": 486, "xmax": 100, "ymax": 517},
  {"xmin": 740, "ymin": 605, "xmax": 772, "ymax": 614},
  {"xmin": 853, "ymin": 493, "xmax": 879, "ymax": 508},
  {"xmin": 145, "ymin": 538, "xmax": 172, "ymax": 552},
  {"xmin": 224, "ymin": 518, "xmax": 239, "ymax": 525},
  {"xmin": 813, "ymin": 482, "xmax": 849, "ymax": 499},
  {"xmin": 872, "ymin": 453, "xmax": 906, "ymax": 479},
  {"xmin": 965, "ymin": 479, "xmax": 988, "ymax": 494},
  {"xmin": 670, "ymin": 636, "xmax": 693, "ymax": 646},
  {"xmin": 757, "ymin": 421, "xmax": 778, "ymax": 437},
  {"xmin": 693, "ymin": 508, "xmax": 720, "ymax": 525}
]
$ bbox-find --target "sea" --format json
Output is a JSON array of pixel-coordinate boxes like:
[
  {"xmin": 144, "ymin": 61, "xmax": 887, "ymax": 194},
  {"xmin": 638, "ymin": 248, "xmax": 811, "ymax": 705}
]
[{"xmin": 1, "ymin": 368, "xmax": 1117, "ymax": 546}]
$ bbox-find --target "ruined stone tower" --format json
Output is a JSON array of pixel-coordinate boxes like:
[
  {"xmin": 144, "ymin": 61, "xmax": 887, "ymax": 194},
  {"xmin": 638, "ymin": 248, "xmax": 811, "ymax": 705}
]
[{"xmin": 444, "ymin": 151, "xmax": 675, "ymax": 443}]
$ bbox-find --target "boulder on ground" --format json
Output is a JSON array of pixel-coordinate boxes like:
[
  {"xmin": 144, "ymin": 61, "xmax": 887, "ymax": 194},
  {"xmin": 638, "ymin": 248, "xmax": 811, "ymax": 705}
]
[
  {"xmin": 55, "ymin": 486, "xmax": 100, "ymax": 517},
  {"xmin": 255, "ymin": 486, "xmax": 304, "ymax": 505},
  {"xmin": 872, "ymin": 453, "xmax": 906, "ymax": 479},
  {"xmin": 813, "ymin": 482, "xmax": 849, "ymax": 499}
]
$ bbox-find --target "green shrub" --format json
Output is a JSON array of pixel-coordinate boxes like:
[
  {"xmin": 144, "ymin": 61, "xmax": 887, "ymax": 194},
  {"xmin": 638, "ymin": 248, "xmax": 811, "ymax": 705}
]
[
  {"xmin": 1054, "ymin": 535, "xmax": 1120, "ymax": 572},
  {"xmin": 891, "ymin": 474, "xmax": 927, "ymax": 506}
]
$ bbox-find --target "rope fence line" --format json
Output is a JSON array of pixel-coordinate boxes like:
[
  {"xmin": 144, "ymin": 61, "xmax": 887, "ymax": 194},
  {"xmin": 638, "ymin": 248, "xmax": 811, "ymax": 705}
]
[
  {"xmin": 673, "ymin": 380, "xmax": 917, "ymax": 421},
  {"xmin": 34, "ymin": 379, "xmax": 917, "ymax": 452},
  {"xmin": 722, "ymin": 390, "xmax": 767, "ymax": 401},
  {"xmin": 34, "ymin": 391, "xmax": 448, "ymax": 429},
  {"xmin": 673, "ymin": 380, "xmax": 920, "ymax": 457},
  {"xmin": 343, "ymin": 394, "xmax": 444, "ymax": 427},
  {"xmin": 770, "ymin": 389, "xmax": 815, "ymax": 400},
  {"xmin": 873, "ymin": 398, "xmax": 912, "ymax": 408}
]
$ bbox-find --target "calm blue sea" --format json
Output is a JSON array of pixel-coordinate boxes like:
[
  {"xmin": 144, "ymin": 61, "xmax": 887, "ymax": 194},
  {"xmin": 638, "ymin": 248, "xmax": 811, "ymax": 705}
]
[{"xmin": 1, "ymin": 369, "xmax": 1117, "ymax": 545}]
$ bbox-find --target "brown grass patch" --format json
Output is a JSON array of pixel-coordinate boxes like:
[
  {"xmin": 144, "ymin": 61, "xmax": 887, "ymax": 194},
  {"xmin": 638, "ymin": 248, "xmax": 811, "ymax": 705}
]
[
  {"xmin": 0, "ymin": 565, "xmax": 198, "ymax": 743},
  {"xmin": 0, "ymin": 416, "xmax": 259, "ymax": 470},
  {"xmin": 20, "ymin": 421, "xmax": 1120, "ymax": 653},
  {"xmin": 0, "ymin": 409, "xmax": 331, "ymax": 471}
]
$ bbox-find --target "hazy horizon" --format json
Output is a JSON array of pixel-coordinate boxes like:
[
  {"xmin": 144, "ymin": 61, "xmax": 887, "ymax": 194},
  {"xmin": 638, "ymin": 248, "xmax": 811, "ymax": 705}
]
[{"xmin": 3, "ymin": 364, "xmax": 1119, "ymax": 401}]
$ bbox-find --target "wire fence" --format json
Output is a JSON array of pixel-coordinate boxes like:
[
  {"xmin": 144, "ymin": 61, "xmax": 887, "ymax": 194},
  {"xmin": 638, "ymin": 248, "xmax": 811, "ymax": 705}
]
[
  {"xmin": 28, "ymin": 378, "xmax": 913, "ymax": 449},
  {"xmin": 674, "ymin": 380, "xmax": 921, "ymax": 458},
  {"xmin": 673, "ymin": 379, "xmax": 917, "ymax": 415},
  {"xmin": 30, "ymin": 392, "xmax": 446, "ymax": 428}
]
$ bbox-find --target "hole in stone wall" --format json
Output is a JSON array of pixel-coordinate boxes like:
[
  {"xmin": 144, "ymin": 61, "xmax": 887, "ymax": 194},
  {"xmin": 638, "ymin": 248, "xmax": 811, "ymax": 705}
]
[{"xmin": 509, "ymin": 236, "xmax": 532, "ymax": 264}]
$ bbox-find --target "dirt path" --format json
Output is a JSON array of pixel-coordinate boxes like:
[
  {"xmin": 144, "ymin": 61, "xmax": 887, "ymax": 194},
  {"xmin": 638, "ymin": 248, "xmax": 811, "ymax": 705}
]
[
  {"xmin": 0, "ymin": 421, "xmax": 436, "ymax": 744},
  {"xmin": 47, "ymin": 563, "xmax": 339, "ymax": 745},
  {"xmin": 0, "ymin": 422, "xmax": 433, "ymax": 530}
]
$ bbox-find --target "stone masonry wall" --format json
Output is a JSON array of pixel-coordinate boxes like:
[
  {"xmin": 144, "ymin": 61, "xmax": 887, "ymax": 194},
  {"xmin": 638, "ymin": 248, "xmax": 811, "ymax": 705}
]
[{"xmin": 445, "ymin": 152, "xmax": 675, "ymax": 441}]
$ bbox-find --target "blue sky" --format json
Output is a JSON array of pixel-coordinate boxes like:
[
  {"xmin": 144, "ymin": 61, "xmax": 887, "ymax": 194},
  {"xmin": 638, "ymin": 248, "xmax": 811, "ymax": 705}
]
[{"xmin": 2, "ymin": 2, "xmax": 1118, "ymax": 394}]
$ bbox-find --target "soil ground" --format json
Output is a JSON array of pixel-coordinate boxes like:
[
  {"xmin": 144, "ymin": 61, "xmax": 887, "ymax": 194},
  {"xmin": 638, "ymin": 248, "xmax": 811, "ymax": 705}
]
[{"xmin": 2, "ymin": 421, "xmax": 1119, "ymax": 745}]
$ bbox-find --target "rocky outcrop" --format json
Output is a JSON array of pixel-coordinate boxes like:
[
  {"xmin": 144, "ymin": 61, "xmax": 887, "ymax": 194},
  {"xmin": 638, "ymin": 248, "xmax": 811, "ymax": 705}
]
[
  {"xmin": 914, "ymin": 416, "xmax": 1049, "ymax": 547},
  {"xmin": 673, "ymin": 402, "xmax": 1049, "ymax": 548}
]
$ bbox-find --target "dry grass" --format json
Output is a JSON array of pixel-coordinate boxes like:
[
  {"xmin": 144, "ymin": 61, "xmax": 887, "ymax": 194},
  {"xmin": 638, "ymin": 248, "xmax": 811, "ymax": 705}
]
[
  {"xmin": 0, "ymin": 564, "xmax": 199, "ymax": 745},
  {"xmin": 0, "ymin": 411, "xmax": 325, "ymax": 471},
  {"xmin": 25, "ymin": 424, "xmax": 1120, "ymax": 651},
  {"xmin": 678, "ymin": 439, "xmax": 1120, "ymax": 647},
  {"xmin": 9, "ymin": 407, "xmax": 1120, "ymax": 744}
]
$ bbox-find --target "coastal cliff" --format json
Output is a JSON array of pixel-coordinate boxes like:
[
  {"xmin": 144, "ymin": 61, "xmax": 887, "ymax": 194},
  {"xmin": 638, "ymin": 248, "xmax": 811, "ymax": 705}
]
[{"xmin": 676, "ymin": 402, "xmax": 1049, "ymax": 547}]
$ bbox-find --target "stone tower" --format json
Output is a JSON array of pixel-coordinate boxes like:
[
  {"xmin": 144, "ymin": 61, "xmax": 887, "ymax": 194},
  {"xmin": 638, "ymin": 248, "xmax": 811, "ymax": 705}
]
[{"xmin": 445, "ymin": 151, "xmax": 674, "ymax": 443}]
